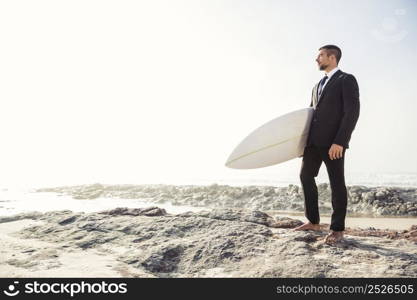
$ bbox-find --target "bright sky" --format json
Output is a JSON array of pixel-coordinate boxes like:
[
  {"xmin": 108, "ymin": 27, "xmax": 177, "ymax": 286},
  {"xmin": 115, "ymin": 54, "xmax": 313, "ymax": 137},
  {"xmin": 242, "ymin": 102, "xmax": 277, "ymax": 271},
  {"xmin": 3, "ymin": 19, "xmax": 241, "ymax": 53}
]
[{"xmin": 0, "ymin": 0, "xmax": 416, "ymax": 188}]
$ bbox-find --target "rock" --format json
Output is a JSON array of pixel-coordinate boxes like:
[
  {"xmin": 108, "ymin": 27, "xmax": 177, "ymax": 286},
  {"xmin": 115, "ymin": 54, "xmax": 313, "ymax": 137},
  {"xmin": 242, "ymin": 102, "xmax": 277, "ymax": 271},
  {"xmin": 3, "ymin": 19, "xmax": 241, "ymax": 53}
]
[
  {"xmin": 99, "ymin": 207, "xmax": 167, "ymax": 217},
  {"xmin": 191, "ymin": 208, "xmax": 277, "ymax": 228},
  {"xmin": 58, "ymin": 215, "xmax": 79, "ymax": 225},
  {"xmin": 0, "ymin": 212, "xmax": 44, "ymax": 224},
  {"xmin": 272, "ymin": 216, "xmax": 303, "ymax": 228},
  {"xmin": 363, "ymin": 192, "xmax": 375, "ymax": 202},
  {"xmin": 35, "ymin": 183, "xmax": 417, "ymax": 217},
  {"xmin": 140, "ymin": 245, "xmax": 184, "ymax": 273},
  {"xmin": 4, "ymin": 207, "xmax": 416, "ymax": 278}
]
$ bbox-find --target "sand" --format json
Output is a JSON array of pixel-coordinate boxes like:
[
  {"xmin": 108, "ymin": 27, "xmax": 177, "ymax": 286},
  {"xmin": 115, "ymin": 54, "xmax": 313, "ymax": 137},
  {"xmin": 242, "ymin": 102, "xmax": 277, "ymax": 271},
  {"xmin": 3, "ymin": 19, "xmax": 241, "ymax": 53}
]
[{"xmin": 0, "ymin": 219, "xmax": 150, "ymax": 277}]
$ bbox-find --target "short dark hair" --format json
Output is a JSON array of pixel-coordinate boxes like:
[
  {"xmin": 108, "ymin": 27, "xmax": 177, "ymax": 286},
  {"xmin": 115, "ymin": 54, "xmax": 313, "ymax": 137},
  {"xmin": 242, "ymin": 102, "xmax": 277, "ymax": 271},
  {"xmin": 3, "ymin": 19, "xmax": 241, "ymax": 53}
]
[{"xmin": 319, "ymin": 45, "xmax": 342, "ymax": 64}]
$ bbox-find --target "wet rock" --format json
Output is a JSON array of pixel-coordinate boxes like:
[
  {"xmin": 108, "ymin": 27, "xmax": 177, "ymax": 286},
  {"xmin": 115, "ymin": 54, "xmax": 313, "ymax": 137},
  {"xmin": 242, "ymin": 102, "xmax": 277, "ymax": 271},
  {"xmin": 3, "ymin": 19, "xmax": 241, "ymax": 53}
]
[
  {"xmin": 0, "ymin": 212, "xmax": 44, "ymax": 224},
  {"xmin": 345, "ymin": 225, "xmax": 417, "ymax": 243},
  {"xmin": 99, "ymin": 207, "xmax": 167, "ymax": 217},
  {"xmin": 191, "ymin": 208, "xmax": 277, "ymax": 227},
  {"xmin": 58, "ymin": 215, "xmax": 79, "ymax": 225},
  {"xmin": 140, "ymin": 245, "xmax": 184, "ymax": 273},
  {"xmin": 272, "ymin": 216, "xmax": 303, "ymax": 228},
  {"xmin": 36, "ymin": 183, "xmax": 417, "ymax": 217}
]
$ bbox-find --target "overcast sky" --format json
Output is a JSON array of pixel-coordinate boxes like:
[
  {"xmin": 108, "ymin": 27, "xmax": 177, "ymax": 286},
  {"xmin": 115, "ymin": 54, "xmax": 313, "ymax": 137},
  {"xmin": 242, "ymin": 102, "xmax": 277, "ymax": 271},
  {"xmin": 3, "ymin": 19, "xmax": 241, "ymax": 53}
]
[{"xmin": 0, "ymin": 0, "xmax": 416, "ymax": 188}]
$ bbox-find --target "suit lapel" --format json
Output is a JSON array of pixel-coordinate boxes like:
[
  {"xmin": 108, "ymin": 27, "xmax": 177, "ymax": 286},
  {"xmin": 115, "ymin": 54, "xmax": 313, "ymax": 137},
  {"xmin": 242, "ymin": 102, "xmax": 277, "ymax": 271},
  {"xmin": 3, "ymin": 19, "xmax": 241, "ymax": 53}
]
[{"xmin": 317, "ymin": 70, "xmax": 342, "ymax": 106}]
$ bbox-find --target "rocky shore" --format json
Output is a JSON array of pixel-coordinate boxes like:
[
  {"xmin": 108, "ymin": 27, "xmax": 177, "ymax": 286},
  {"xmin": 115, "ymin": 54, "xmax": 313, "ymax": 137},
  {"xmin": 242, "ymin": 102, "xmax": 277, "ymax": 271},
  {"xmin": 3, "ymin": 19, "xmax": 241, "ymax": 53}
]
[
  {"xmin": 0, "ymin": 207, "xmax": 416, "ymax": 278},
  {"xmin": 37, "ymin": 183, "xmax": 417, "ymax": 217}
]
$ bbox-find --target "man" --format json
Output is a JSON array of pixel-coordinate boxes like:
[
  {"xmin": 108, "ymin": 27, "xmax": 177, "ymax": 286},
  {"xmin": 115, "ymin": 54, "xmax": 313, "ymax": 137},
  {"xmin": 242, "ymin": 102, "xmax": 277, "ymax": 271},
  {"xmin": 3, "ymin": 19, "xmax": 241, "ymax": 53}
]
[{"xmin": 293, "ymin": 45, "xmax": 360, "ymax": 245}]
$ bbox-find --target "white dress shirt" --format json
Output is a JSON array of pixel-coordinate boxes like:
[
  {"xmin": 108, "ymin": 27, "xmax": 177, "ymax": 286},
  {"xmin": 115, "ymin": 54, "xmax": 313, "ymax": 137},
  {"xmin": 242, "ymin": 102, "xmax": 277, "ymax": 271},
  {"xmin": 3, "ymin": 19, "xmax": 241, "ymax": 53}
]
[
  {"xmin": 321, "ymin": 66, "xmax": 340, "ymax": 91},
  {"xmin": 317, "ymin": 66, "xmax": 340, "ymax": 101}
]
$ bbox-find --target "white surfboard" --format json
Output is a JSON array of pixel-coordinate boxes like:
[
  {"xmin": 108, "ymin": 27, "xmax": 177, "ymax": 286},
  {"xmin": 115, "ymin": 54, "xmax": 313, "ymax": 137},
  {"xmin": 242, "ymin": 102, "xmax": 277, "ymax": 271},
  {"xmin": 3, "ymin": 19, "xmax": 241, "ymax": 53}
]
[{"xmin": 225, "ymin": 107, "xmax": 314, "ymax": 169}]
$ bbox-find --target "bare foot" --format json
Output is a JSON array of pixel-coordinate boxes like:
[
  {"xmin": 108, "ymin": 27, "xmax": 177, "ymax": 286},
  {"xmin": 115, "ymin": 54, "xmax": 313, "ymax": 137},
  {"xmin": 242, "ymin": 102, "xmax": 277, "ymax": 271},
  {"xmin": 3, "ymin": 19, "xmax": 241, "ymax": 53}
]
[
  {"xmin": 324, "ymin": 230, "xmax": 344, "ymax": 245},
  {"xmin": 292, "ymin": 222, "xmax": 321, "ymax": 231}
]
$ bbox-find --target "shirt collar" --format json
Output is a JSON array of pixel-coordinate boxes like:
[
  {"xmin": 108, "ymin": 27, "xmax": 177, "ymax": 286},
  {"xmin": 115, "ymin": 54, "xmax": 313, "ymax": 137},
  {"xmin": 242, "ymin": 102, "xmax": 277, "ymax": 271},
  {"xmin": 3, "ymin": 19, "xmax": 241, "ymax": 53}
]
[{"xmin": 325, "ymin": 66, "xmax": 340, "ymax": 79}]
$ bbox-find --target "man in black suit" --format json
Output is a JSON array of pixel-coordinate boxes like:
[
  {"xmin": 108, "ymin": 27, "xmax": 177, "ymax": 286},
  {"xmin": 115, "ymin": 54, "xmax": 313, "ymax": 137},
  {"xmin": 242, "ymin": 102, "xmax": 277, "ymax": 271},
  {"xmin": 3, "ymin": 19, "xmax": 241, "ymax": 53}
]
[{"xmin": 293, "ymin": 45, "xmax": 360, "ymax": 245}]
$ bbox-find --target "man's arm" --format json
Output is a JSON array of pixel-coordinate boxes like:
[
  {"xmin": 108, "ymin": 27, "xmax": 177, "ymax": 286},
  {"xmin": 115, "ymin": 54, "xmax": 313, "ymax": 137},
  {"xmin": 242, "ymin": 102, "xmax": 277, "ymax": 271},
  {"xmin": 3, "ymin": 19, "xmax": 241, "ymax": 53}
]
[{"xmin": 333, "ymin": 74, "xmax": 360, "ymax": 147}]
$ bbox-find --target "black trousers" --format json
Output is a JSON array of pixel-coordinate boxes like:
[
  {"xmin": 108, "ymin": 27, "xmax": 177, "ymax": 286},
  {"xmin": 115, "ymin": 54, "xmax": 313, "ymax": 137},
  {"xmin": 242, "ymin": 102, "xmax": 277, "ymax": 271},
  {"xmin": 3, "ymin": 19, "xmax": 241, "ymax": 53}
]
[{"xmin": 299, "ymin": 144, "xmax": 347, "ymax": 231}]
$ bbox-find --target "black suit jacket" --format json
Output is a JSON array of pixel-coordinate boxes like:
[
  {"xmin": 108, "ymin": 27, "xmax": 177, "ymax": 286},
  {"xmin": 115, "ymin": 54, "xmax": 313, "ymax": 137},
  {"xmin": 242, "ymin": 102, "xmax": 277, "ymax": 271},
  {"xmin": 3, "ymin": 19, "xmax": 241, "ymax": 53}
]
[{"xmin": 306, "ymin": 69, "xmax": 360, "ymax": 149}]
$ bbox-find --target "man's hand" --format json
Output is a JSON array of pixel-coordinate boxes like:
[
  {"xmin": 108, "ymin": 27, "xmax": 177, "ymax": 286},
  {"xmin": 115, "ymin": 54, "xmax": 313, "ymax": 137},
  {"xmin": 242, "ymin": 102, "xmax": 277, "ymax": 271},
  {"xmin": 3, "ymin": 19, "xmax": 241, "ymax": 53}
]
[{"xmin": 328, "ymin": 144, "xmax": 344, "ymax": 160}]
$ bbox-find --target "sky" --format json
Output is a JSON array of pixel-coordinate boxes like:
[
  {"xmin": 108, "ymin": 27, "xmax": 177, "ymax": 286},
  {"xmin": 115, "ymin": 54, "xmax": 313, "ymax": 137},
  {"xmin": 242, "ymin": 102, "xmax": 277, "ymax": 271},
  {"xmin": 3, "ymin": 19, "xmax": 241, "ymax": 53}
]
[{"xmin": 0, "ymin": 0, "xmax": 416, "ymax": 188}]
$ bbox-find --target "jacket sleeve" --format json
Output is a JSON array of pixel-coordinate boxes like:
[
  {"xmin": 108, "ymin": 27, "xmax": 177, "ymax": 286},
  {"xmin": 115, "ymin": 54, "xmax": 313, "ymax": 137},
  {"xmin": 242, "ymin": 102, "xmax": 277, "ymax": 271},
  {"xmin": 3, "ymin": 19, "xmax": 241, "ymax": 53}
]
[{"xmin": 333, "ymin": 74, "xmax": 360, "ymax": 147}]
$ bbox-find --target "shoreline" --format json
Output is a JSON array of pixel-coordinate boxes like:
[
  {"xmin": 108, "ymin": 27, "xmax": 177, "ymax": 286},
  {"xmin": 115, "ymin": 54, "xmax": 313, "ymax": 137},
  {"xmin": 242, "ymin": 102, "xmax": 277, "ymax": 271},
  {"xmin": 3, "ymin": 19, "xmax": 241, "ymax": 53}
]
[
  {"xmin": 0, "ymin": 182, "xmax": 416, "ymax": 231},
  {"xmin": 0, "ymin": 210, "xmax": 415, "ymax": 231},
  {"xmin": 268, "ymin": 211, "xmax": 417, "ymax": 231},
  {"xmin": 35, "ymin": 183, "xmax": 417, "ymax": 217}
]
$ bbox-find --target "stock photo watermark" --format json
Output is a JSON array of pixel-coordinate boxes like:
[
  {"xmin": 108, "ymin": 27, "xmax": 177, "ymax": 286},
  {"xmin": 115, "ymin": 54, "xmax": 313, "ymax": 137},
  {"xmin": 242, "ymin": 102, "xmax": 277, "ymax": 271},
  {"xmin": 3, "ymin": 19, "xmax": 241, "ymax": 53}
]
[
  {"xmin": 2, "ymin": 280, "xmax": 128, "ymax": 297},
  {"xmin": 371, "ymin": 8, "xmax": 408, "ymax": 43}
]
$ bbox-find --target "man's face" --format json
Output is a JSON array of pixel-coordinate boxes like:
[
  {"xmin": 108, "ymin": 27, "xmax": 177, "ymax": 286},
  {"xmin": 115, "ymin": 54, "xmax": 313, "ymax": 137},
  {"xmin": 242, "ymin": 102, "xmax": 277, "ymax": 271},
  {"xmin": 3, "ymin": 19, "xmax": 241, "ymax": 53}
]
[{"xmin": 316, "ymin": 49, "xmax": 331, "ymax": 70}]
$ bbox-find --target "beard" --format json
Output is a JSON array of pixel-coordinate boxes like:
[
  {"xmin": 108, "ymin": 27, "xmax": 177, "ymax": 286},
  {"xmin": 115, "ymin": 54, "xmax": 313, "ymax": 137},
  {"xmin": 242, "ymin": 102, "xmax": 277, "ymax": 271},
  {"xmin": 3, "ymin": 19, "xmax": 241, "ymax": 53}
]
[{"xmin": 319, "ymin": 63, "xmax": 328, "ymax": 70}]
